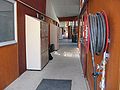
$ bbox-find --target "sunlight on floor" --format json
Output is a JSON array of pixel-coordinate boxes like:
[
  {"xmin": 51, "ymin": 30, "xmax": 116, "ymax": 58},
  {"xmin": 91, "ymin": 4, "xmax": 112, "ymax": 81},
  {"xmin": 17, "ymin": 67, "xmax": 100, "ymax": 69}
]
[
  {"xmin": 5, "ymin": 39, "xmax": 89, "ymax": 90},
  {"xmin": 54, "ymin": 51, "xmax": 79, "ymax": 58}
]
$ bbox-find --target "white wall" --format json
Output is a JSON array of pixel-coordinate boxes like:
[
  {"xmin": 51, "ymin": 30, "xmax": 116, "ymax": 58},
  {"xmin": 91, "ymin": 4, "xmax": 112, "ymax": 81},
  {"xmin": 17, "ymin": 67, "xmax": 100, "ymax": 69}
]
[
  {"xmin": 46, "ymin": 0, "xmax": 59, "ymax": 23},
  {"xmin": 60, "ymin": 22, "xmax": 65, "ymax": 27}
]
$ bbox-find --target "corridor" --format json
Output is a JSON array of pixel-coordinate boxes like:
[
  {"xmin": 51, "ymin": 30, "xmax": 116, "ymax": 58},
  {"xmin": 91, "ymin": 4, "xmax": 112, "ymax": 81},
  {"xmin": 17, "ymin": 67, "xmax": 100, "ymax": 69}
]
[{"xmin": 5, "ymin": 39, "xmax": 89, "ymax": 90}]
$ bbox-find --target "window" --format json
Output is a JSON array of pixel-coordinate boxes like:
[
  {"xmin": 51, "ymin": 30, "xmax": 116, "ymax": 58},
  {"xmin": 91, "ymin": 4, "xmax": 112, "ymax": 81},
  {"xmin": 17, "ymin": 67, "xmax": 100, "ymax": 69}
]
[{"xmin": 0, "ymin": 0, "xmax": 17, "ymax": 47}]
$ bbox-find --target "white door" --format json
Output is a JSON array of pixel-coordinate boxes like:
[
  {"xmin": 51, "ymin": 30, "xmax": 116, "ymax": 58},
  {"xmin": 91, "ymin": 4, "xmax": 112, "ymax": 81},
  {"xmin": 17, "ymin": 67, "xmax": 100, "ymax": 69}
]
[{"xmin": 25, "ymin": 15, "xmax": 41, "ymax": 70}]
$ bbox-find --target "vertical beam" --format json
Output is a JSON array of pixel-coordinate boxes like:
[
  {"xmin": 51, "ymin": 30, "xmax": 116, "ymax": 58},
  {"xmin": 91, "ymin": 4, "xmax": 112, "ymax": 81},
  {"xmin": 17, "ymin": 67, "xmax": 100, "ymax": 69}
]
[{"xmin": 68, "ymin": 26, "xmax": 72, "ymax": 39}]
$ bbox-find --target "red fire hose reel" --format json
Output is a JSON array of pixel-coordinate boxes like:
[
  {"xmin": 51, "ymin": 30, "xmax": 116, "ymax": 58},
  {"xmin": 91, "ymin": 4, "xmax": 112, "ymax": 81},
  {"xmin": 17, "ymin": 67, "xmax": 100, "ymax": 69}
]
[
  {"xmin": 83, "ymin": 14, "xmax": 90, "ymax": 54},
  {"xmin": 102, "ymin": 11, "xmax": 110, "ymax": 52},
  {"xmin": 82, "ymin": 11, "xmax": 109, "ymax": 54},
  {"xmin": 82, "ymin": 11, "xmax": 110, "ymax": 90}
]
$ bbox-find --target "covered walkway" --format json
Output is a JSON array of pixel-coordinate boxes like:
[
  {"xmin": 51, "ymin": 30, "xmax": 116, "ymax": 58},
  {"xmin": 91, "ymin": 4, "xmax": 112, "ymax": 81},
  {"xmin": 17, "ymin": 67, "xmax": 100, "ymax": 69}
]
[{"xmin": 5, "ymin": 39, "xmax": 89, "ymax": 90}]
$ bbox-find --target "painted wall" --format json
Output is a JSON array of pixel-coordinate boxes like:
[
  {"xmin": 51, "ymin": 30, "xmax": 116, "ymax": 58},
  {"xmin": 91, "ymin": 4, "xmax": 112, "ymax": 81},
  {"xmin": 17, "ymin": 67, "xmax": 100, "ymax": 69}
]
[
  {"xmin": 19, "ymin": 0, "xmax": 46, "ymax": 14},
  {"xmin": 16, "ymin": 0, "xmax": 47, "ymax": 75},
  {"xmin": 38, "ymin": 0, "xmax": 46, "ymax": 14},
  {"xmin": 17, "ymin": 1, "xmax": 39, "ymax": 75},
  {"xmin": 46, "ymin": 0, "xmax": 59, "ymax": 23},
  {"xmin": 0, "ymin": 0, "xmax": 58, "ymax": 89},
  {"xmin": 17, "ymin": 0, "xmax": 59, "ymax": 75},
  {"xmin": 87, "ymin": 0, "xmax": 120, "ymax": 90},
  {"xmin": 0, "ymin": 1, "xmax": 19, "ymax": 89},
  {"xmin": 0, "ymin": 44, "xmax": 19, "ymax": 89},
  {"xmin": 20, "ymin": 0, "xmax": 37, "ymax": 10}
]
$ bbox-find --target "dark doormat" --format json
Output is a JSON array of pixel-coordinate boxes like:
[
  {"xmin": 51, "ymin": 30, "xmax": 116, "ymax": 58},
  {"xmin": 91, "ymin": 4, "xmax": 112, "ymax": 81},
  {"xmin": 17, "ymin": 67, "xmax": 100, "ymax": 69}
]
[{"xmin": 36, "ymin": 79, "xmax": 72, "ymax": 90}]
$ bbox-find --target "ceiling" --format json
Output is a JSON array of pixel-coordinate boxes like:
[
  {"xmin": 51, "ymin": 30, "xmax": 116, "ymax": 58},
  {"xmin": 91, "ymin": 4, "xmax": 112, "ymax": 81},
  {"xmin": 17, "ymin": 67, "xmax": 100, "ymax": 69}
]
[{"xmin": 51, "ymin": 0, "xmax": 80, "ymax": 17}]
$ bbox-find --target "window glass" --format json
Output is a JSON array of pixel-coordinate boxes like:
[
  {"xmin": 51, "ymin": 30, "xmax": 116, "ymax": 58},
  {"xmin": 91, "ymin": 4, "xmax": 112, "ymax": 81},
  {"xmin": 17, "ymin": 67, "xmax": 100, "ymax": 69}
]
[{"xmin": 0, "ymin": 0, "xmax": 15, "ymax": 43}]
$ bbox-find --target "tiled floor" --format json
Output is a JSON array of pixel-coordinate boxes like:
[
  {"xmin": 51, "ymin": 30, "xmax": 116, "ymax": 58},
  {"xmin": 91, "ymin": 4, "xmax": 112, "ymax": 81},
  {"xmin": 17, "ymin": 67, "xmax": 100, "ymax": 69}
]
[{"xmin": 5, "ymin": 39, "xmax": 89, "ymax": 90}]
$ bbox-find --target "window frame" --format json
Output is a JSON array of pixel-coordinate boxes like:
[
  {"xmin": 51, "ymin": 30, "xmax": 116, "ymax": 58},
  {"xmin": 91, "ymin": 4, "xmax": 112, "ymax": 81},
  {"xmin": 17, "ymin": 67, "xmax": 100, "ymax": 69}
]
[{"xmin": 0, "ymin": 0, "xmax": 17, "ymax": 47}]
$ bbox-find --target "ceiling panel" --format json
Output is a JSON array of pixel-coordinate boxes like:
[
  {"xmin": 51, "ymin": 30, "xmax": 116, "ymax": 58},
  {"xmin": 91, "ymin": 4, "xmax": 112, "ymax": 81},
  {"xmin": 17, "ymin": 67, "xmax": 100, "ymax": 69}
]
[{"xmin": 51, "ymin": 0, "xmax": 80, "ymax": 17}]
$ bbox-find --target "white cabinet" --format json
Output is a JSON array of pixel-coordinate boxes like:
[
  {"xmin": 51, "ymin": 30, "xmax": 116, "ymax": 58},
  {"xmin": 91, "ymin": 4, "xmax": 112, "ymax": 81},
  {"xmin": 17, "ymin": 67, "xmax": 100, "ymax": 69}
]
[
  {"xmin": 25, "ymin": 15, "xmax": 48, "ymax": 70},
  {"xmin": 59, "ymin": 28, "xmax": 63, "ymax": 39},
  {"xmin": 50, "ymin": 23, "xmax": 59, "ymax": 50}
]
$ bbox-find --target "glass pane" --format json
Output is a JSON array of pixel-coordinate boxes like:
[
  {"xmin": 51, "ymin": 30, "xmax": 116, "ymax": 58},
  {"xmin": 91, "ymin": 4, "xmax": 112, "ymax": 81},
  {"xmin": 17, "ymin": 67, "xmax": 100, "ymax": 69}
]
[{"xmin": 0, "ymin": 0, "xmax": 15, "ymax": 42}]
